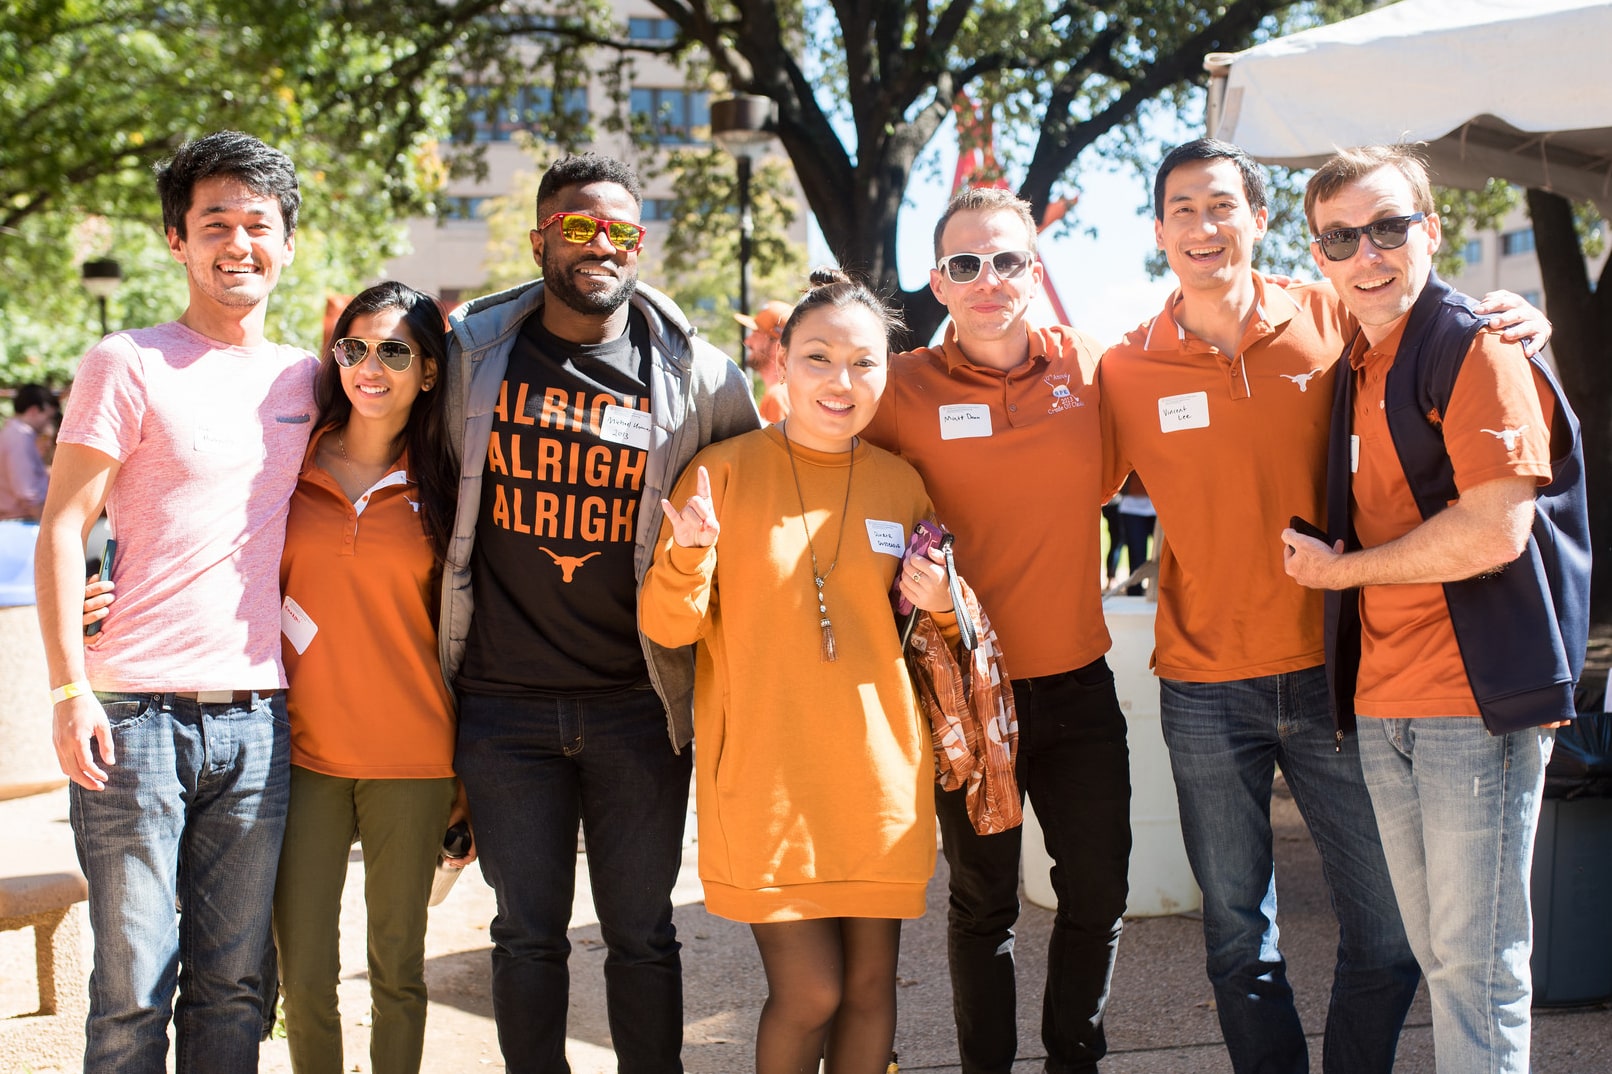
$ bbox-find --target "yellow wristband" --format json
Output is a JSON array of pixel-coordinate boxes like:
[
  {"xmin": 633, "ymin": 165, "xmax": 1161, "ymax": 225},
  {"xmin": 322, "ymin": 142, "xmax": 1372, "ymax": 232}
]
[{"xmin": 50, "ymin": 681, "xmax": 93, "ymax": 706}]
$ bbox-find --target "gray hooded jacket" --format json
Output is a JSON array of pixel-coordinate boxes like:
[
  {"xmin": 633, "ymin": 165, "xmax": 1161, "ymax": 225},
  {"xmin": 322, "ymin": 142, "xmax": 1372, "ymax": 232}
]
[{"xmin": 437, "ymin": 278, "xmax": 760, "ymax": 749}]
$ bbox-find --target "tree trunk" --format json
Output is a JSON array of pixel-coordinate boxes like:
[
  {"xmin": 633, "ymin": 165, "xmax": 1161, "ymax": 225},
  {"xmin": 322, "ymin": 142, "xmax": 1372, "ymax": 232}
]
[{"xmin": 1526, "ymin": 188, "xmax": 1612, "ymax": 623}]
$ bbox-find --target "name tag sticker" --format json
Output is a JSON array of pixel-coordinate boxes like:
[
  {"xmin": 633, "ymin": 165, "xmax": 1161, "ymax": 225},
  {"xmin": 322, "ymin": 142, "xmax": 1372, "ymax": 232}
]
[
  {"xmin": 865, "ymin": 520, "xmax": 906, "ymax": 557},
  {"xmin": 938, "ymin": 404, "xmax": 993, "ymax": 440},
  {"xmin": 281, "ymin": 595, "xmax": 318, "ymax": 655},
  {"xmin": 1158, "ymin": 392, "xmax": 1210, "ymax": 432},
  {"xmin": 194, "ymin": 420, "xmax": 258, "ymax": 454},
  {"xmin": 599, "ymin": 404, "xmax": 653, "ymax": 449},
  {"xmin": 1351, "ymin": 434, "xmax": 1361, "ymax": 474}
]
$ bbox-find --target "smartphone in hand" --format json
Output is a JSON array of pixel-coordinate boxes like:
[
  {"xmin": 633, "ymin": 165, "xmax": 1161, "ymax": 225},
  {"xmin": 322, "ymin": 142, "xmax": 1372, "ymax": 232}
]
[
  {"xmin": 1289, "ymin": 516, "xmax": 1328, "ymax": 543},
  {"xmin": 85, "ymin": 537, "xmax": 116, "ymax": 637}
]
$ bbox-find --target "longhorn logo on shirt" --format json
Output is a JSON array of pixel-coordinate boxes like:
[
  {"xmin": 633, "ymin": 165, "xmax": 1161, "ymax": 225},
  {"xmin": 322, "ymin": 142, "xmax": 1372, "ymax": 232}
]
[
  {"xmin": 1482, "ymin": 426, "xmax": 1530, "ymax": 451},
  {"xmin": 1280, "ymin": 371, "xmax": 1319, "ymax": 393},
  {"xmin": 540, "ymin": 547, "xmax": 601, "ymax": 581},
  {"xmin": 1045, "ymin": 372, "xmax": 1082, "ymax": 413}
]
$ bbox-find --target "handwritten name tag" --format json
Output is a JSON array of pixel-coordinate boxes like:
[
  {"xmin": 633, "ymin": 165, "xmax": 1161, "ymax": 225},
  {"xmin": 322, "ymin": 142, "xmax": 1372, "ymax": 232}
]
[
  {"xmin": 938, "ymin": 404, "xmax": 993, "ymax": 440},
  {"xmin": 865, "ymin": 520, "xmax": 906, "ymax": 557},
  {"xmin": 599, "ymin": 404, "xmax": 652, "ymax": 449},
  {"xmin": 1158, "ymin": 391, "xmax": 1210, "ymax": 432}
]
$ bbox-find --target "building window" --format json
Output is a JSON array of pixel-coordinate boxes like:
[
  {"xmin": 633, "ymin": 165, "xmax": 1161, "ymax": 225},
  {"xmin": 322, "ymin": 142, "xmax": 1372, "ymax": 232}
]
[
  {"xmin": 630, "ymin": 88, "xmax": 708, "ymax": 144},
  {"xmin": 439, "ymin": 197, "xmax": 487, "ymax": 221},
  {"xmin": 627, "ymin": 17, "xmax": 679, "ymax": 41},
  {"xmin": 465, "ymin": 85, "xmax": 587, "ymax": 143},
  {"xmin": 1500, "ymin": 228, "xmax": 1536, "ymax": 257},
  {"xmin": 1462, "ymin": 238, "xmax": 1482, "ymax": 264},
  {"xmin": 639, "ymin": 198, "xmax": 678, "ymax": 222}
]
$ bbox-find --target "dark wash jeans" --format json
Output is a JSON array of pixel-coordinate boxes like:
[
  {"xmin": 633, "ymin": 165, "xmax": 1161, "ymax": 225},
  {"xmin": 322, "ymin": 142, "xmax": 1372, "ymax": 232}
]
[
  {"xmin": 1158, "ymin": 667, "xmax": 1420, "ymax": 1074},
  {"xmin": 456, "ymin": 685, "xmax": 692, "ymax": 1074},
  {"xmin": 938, "ymin": 656, "xmax": 1132, "ymax": 1074}
]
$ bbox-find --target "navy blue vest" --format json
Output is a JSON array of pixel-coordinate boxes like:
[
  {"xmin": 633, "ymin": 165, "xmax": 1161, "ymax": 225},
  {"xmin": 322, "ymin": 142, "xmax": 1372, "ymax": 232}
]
[{"xmin": 1323, "ymin": 273, "xmax": 1591, "ymax": 735}]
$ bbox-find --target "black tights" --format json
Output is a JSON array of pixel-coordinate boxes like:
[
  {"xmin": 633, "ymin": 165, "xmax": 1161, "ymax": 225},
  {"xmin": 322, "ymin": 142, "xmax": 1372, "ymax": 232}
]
[{"xmin": 749, "ymin": 917, "xmax": 902, "ymax": 1074}]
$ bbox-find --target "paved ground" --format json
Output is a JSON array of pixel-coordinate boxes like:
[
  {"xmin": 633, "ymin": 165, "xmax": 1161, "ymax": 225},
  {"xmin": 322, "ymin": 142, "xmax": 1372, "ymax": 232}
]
[{"xmin": 5, "ymin": 772, "xmax": 1610, "ymax": 1073}]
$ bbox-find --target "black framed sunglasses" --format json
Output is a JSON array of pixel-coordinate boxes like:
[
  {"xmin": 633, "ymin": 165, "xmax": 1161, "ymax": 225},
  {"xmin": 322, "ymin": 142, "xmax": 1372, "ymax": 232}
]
[
  {"xmin": 1312, "ymin": 212, "xmax": 1427, "ymax": 262},
  {"xmin": 935, "ymin": 249, "xmax": 1035, "ymax": 284},
  {"xmin": 538, "ymin": 211, "xmax": 646, "ymax": 253},
  {"xmin": 332, "ymin": 337, "xmax": 416, "ymax": 372}
]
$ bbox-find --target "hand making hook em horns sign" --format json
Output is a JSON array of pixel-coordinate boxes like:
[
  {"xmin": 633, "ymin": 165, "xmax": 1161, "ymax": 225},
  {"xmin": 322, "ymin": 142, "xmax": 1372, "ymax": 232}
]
[{"xmin": 662, "ymin": 465, "xmax": 720, "ymax": 548}]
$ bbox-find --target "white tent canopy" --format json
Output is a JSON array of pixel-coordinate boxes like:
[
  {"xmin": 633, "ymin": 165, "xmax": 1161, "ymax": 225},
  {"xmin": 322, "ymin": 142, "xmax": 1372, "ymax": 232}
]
[{"xmin": 1206, "ymin": 0, "xmax": 1612, "ymax": 215}]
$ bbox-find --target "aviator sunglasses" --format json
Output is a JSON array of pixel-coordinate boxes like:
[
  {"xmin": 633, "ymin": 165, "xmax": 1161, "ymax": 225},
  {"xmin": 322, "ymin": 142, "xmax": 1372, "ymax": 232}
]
[
  {"xmin": 332, "ymin": 337, "xmax": 417, "ymax": 372},
  {"xmin": 935, "ymin": 249, "xmax": 1035, "ymax": 284},
  {"xmin": 1312, "ymin": 212, "xmax": 1427, "ymax": 262},
  {"xmin": 538, "ymin": 211, "xmax": 647, "ymax": 253}
]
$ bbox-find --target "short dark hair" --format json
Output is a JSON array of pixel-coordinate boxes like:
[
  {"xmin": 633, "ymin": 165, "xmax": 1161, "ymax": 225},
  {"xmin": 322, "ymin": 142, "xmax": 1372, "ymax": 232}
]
[
  {"xmin": 1153, "ymin": 139, "xmax": 1268, "ymax": 220},
  {"xmin": 779, "ymin": 267, "xmax": 906, "ymax": 351},
  {"xmin": 155, "ymin": 130, "xmax": 301, "ymax": 239},
  {"xmin": 12, "ymin": 384, "xmax": 57, "ymax": 416},
  {"xmin": 535, "ymin": 154, "xmax": 643, "ymax": 223},
  {"xmin": 318, "ymin": 282, "xmax": 456, "ymax": 561}
]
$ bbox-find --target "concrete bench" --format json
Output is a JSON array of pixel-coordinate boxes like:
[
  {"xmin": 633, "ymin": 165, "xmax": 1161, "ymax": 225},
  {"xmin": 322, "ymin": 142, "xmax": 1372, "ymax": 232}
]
[{"xmin": 0, "ymin": 870, "xmax": 89, "ymax": 1073}]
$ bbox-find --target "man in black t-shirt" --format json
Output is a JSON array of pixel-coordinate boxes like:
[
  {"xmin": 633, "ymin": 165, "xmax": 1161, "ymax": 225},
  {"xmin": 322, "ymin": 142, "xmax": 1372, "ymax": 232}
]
[{"xmin": 439, "ymin": 154, "xmax": 759, "ymax": 1073}]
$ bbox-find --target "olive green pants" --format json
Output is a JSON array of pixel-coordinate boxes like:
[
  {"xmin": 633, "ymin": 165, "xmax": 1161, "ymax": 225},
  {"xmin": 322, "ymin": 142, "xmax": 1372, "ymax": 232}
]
[{"xmin": 272, "ymin": 765, "xmax": 456, "ymax": 1074}]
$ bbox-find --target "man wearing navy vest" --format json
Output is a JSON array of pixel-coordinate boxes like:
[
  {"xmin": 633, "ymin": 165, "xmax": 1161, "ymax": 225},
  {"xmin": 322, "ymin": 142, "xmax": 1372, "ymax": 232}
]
[{"xmin": 1283, "ymin": 144, "xmax": 1590, "ymax": 1073}]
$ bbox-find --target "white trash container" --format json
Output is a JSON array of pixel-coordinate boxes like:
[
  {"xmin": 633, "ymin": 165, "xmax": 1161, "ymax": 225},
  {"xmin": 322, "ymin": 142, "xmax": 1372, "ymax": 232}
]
[{"xmin": 1022, "ymin": 595, "xmax": 1200, "ymax": 916}]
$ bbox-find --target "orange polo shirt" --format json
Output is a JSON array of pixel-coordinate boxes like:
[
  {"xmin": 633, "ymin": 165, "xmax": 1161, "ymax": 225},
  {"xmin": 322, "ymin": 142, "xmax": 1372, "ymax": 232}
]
[
  {"xmin": 1348, "ymin": 325, "xmax": 1554, "ymax": 718},
  {"xmin": 280, "ymin": 430, "xmax": 457, "ymax": 778},
  {"xmin": 1099, "ymin": 276, "xmax": 1352, "ymax": 681},
  {"xmin": 863, "ymin": 323, "xmax": 1110, "ymax": 679}
]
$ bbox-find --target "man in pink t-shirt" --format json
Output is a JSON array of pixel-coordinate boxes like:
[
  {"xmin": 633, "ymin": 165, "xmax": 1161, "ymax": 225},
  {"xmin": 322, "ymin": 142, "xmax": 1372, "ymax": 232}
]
[{"xmin": 35, "ymin": 131, "xmax": 317, "ymax": 1072}]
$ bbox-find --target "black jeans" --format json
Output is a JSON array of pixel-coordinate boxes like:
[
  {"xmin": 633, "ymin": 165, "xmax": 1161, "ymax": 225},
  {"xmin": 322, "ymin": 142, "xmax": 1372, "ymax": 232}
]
[
  {"xmin": 456, "ymin": 686, "xmax": 691, "ymax": 1074},
  {"xmin": 937, "ymin": 657, "xmax": 1132, "ymax": 1074}
]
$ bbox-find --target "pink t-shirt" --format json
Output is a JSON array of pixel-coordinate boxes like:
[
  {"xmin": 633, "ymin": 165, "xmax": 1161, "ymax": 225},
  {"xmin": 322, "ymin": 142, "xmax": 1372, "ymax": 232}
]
[{"xmin": 59, "ymin": 322, "xmax": 318, "ymax": 691}]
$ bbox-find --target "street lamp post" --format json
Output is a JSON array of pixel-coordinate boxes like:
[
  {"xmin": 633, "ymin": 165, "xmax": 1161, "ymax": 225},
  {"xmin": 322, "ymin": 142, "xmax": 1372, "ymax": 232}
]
[
  {"xmin": 81, "ymin": 257, "xmax": 122, "ymax": 338},
  {"xmin": 710, "ymin": 95, "xmax": 777, "ymax": 325}
]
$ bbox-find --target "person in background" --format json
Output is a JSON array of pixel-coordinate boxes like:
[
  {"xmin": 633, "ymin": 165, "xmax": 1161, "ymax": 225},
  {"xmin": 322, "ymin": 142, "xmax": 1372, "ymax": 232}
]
[
  {"xmin": 1114, "ymin": 473, "xmax": 1155, "ymax": 596},
  {"xmin": 737, "ymin": 299, "xmax": 794, "ymax": 424},
  {"xmin": 0, "ymin": 384, "xmax": 58, "ymax": 522},
  {"xmin": 643, "ymin": 268, "xmax": 953, "ymax": 1073}
]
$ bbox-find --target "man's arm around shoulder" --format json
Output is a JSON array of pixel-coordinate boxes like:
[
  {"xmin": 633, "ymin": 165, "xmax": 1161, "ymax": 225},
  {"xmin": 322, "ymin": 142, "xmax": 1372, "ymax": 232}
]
[
  {"xmin": 36, "ymin": 443, "xmax": 120, "ymax": 790},
  {"xmin": 1283, "ymin": 475, "xmax": 1537, "ymax": 590}
]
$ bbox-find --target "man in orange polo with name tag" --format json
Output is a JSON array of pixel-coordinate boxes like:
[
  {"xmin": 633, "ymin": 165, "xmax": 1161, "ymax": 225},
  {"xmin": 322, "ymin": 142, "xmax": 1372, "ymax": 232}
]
[{"xmin": 1284, "ymin": 143, "xmax": 1589, "ymax": 1073}]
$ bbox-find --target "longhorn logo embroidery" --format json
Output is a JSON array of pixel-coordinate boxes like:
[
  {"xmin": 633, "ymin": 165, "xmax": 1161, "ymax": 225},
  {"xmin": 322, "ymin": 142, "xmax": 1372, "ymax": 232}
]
[
  {"xmin": 1482, "ymin": 426, "xmax": 1529, "ymax": 450},
  {"xmin": 539, "ymin": 547, "xmax": 601, "ymax": 582},
  {"xmin": 1280, "ymin": 371, "xmax": 1319, "ymax": 393}
]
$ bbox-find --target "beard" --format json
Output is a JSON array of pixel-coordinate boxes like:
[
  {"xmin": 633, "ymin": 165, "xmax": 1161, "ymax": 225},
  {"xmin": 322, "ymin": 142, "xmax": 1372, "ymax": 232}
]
[{"xmin": 541, "ymin": 244, "xmax": 639, "ymax": 316}]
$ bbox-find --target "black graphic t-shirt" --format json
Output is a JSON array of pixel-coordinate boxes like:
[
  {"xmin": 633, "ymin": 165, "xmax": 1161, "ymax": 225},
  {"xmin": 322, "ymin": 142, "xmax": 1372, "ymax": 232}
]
[{"xmin": 458, "ymin": 309, "xmax": 654, "ymax": 695}]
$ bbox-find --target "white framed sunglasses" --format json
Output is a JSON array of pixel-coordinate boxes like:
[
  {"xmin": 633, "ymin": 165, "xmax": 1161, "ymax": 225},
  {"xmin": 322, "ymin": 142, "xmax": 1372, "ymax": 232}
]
[{"xmin": 935, "ymin": 249, "xmax": 1036, "ymax": 284}]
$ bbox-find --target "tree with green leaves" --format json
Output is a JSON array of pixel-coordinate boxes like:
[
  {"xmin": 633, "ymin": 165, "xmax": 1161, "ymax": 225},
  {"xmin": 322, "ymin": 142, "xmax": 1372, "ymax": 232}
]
[{"xmin": 0, "ymin": 0, "xmax": 466, "ymax": 382}]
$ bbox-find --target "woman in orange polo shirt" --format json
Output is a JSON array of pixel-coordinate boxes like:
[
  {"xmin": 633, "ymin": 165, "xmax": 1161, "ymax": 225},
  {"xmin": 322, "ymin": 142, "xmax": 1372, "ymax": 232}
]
[
  {"xmin": 86, "ymin": 283, "xmax": 472, "ymax": 1073},
  {"xmin": 270, "ymin": 281, "xmax": 469, "ymax": 1074}
]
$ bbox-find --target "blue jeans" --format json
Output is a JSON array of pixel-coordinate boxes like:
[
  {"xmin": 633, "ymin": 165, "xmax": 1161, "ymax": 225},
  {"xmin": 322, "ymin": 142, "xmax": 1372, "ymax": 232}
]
[
  {"xmin": 1159, "ymin": 669, "xmax": 1420, "ymax": 1074},
  {"xmin": 1356, "ymin": 717, "xmax": 1552, "ymax": 1074},
  {"xmin": 71, "ymin": 691, "xmax": 290, "ymax": 1074},
  {"xmin": 938, "ymin": 657, "xmax": 1131, "ymax": 1074},
  {"xmin": 456, "ymin": 685, "xmax": 692, "ymax": 1074}
]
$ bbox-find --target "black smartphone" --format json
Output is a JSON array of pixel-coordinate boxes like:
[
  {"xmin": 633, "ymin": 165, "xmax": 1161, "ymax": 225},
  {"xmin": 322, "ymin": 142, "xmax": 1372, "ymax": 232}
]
[
  {"xmin": 85, "ymin": 537, "xmax": 116, "ymax": 637},
  {"xmin": 442, "ymin": 820, "xmax": 473, "ymax": 859},
  {"xmin": 1289, "ymin": 516, "xmax": 1328, "ymax": 543}
]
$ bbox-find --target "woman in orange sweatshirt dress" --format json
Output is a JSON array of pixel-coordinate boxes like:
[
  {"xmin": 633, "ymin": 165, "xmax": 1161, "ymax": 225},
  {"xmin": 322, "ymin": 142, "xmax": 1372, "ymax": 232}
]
[{"xmin": 642, "ymin": 269, "xmax": 954, "ymax": 1074}]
